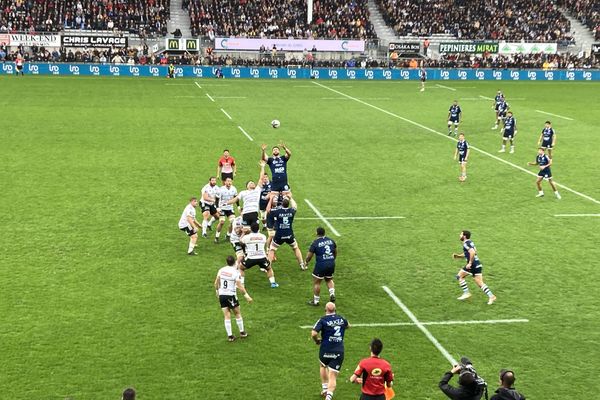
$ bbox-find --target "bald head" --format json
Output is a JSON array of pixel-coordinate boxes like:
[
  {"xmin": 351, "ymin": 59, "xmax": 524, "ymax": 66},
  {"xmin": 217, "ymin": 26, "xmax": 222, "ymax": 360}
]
[
  {"xmin": 325, "ymin": 302, "xmax": 336, "ymax": 314},
  {"xmin": 500, "ymin": 369, "xmax": 515, "ymax": 387}
]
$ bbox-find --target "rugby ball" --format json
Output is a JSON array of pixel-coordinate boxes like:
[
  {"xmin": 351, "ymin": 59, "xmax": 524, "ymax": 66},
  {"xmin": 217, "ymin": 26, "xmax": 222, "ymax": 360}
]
[{"xmin": 271, "ymin": 119, "xmax": 281, "ymax": 128}]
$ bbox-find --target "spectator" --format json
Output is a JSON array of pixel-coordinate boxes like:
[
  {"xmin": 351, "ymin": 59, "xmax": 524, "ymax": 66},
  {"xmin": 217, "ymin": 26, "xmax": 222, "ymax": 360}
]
[
  {"xmin": 122, "ymin": 387, "xmax": 135, "ymax": 400},
  {"xmin": 490, "ymin": 370, "xmax": 526, "ymax": 400},
  {"xmin": 439, "ymin": 363, "xmax": 484, "ymax": 400},
  {"xmin": 172, "ymin": 28, "xmax": 182, "ymax": 38}
]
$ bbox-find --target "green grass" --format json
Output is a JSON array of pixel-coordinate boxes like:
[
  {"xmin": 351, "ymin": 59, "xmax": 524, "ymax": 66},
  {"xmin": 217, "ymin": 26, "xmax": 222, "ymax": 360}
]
[{"xmin": 1, "ymin": 76, "xmax": 599, "ymax": 399}]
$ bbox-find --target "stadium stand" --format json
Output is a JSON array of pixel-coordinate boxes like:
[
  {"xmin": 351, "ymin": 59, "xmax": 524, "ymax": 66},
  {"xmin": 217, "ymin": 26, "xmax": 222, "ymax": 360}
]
[
  {"xmin": 376, "ymin": 0, "xmax": 573, "ymax": 42},
  {"xmin": 559, "ymin": 0, "xmax": 600, "ymax": 40},
  {"xmin": 432, "ymin": 53, "xmax": 598, "ymax": 68},
  {"xmin": 0, "ymin": 0, "xmax": 170, "ymax": 36},
  {"xmin": 187, "ymin": 0, "xmax": 375, "ymax": 39}
]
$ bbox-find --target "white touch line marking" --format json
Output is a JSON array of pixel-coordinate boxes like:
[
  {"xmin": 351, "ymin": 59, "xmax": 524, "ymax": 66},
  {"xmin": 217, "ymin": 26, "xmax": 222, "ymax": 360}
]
[
  {"xmin": 312, "ymin": 81, "xmax": 600, "ymax": 205},
  {"xmin": 304, "ymin": 199, "xmax": 341, "ymax": 237},
  {"xmin": 383, "ymin": 286, "xmax": 457, "ymax": 365},
  {"xmin": 435, "ymin": 84, "xmax": 457, "ymax": 91},
  {"xmin": 299, "ymin": 319, "xmax": 529, "ymax": 329},
  {"xmin": 206, "ymin": 93, "xmax": 215, "ymax": 102},
  {"xmin": 220, "ymin": 108, "xmax": 233, "ymax": 120},
  {"xmin": 166, "ymin": 83, "xmax": 194, "ymax": 86},
  {"xmin": 479, "ymin": 95, "xmax": 494, "ymax": 100},
  {"xmin": 237, "ymin": 126, "xmax": 254, "ymax": 141},
  {"xmin": 213, "ymin": 96, "xmax": 247, "ymax": 99},
  {"xmin": 554, "ymin": 214, "xmax": 600, "ymax": 217},
  {"xmin": 193, "ymin": 81, "xmax": 202, "ymax": 89},
  {"xmin": 296, "ymin": 216, "xmax": 405, "ymax": 220},
  {"xmin": 535, "ymin": 110, "xmax": 574, "ymax": 121}
]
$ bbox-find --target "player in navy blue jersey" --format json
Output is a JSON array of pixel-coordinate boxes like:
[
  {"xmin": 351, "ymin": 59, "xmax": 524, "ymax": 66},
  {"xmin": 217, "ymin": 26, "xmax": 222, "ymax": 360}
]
[
  {"xmin": 258, "ymin": 174, "xmax": 272, "ymax": 229},
  {"xmin": 493, "ymin": 99, "xmax": 510, "ymax": 130},
  {"xmin": 492, "ymin": 90, "xmax": 505, "ymax": 129},
  {"xmin": 265, "ymin": 191, "xmax": 284, "ymax": 252},
  {"xmin": 268, "ymin": 195, "xmax": 305, "ymax": 269},
  {"xmin": 537, "ymin": 121, "xmax": 557, "ymax": 159},
  {"xmin": 447, "ymin": 100, "xmax": 462, "ymax": 136},
  {"xmin": 453, "ymin": 133, "xmax": 470, "ymax": 181},
  {"xmin": 305, "ymin": 227, "xmax": 337, "ymax": 306},
  {"xmin": 312, "ymin": 302, "xmax": 349, "ymax": 400},
  {"xmin": 261, "ymin": 142, "xmax": 291, "ymax": 194},
  {"xmin": 419, "ymin": 67, "xmax": 427, "ymax": 92},
  {"xmin": 452, "ymin": 230, "xmax": 496, "ymax": 305},
  {"xmin": 499, "ymin": 111, "xmax": 517, "ymax": 154},
  {"xmin": 528, "ymin": 147, "xmax": 561, "ymax": 199}
]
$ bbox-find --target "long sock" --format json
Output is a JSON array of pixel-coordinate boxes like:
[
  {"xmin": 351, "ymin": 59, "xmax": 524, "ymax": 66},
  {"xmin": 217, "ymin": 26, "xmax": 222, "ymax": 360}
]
[
  {"xmin": 188, "ymin": 240, "xmax": 195, "ymax": 253},
  {"xmin": 215, "ymin": 229, "xmax": 221, "ymax": 238},
  {"xmin": 448, "ymin": 126, "xmax": 452, "ymax": 133},
  {"xmin": 459, "ymin": 279, "xmax": 469, "ymax": 293},
  {"xmin": 236, "ymin": 318, "xmax": 244, "ymax": 332},
  {"xmin": 321, "ymin": 383, "xmax": 328, "ymax": 392},
  {"xmin": 481, "ymin": 284, "xmax": 493, "ymax": 297},
  {"xmin": 208, "ymin": 216, "xmax": 216, "ymax": 227},
  {"xmin": 224, "ymin": 319, "xmax": 232, "ymax": 336},
  {"xmin": 325, "ymin": 392, "xmax": 333, "ymax": 400},
  {"xmin": 501, "ymin": 144, "xmax": 505, "ymax": 150},
  {"xmin": 269, "ymin": 276, "xmax": 275, "ymax": 284},
  {"xmin": 240, "ymin": 276, "xmax": 245, "ymax": 286},
  {"xmin": 314, "ymin": 295, "xmax": 320, "ymax": 303},
  {"xmin": 202, "ymin": 220, "xmax": 208, "ymax": 234},
  {"xmin": 328, "ymin": 287, "xmax": 335, "ymax": 296},
  {"xmin": 454, "ymin": 127, "xmax": 458, "ymax": 135},
  {"xmin": 539, "ymin": 190, "xmax": 544, "ymax": 195}
]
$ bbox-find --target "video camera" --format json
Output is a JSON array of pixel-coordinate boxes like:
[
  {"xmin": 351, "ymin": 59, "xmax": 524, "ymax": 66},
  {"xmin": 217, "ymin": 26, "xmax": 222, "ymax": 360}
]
[{"xmin": 459, "ymin": 357, "xmax": 489, "ymax": 400}]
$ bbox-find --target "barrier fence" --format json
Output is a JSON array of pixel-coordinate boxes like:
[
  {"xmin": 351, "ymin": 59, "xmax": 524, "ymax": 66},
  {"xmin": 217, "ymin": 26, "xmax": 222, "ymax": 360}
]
[{"xmin": 1, "ymin": 63, "xmax": 599, "ymax": 80}]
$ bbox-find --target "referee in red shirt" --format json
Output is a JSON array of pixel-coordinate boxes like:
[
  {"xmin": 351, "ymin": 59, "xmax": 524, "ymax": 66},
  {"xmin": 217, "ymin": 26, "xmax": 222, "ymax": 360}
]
[{"xmin": 350, "ymin": 338, "xmax": 394, "ymax": 400}]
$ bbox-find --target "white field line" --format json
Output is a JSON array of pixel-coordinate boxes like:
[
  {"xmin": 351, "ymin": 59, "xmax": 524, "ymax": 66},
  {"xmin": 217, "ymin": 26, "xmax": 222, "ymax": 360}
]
[
  {"xmin": 197, "ymin": 84, "xmax": 231, "ymax": 86},
  {"xmin": 321, "ymin": 97, "xmax": 391, "ymax": 100},
  {"xmin": 296, "ymin": 216, "xmax": 405, "ymax": 220},
  {"xmin": 237, "ymin": 126, "xmax": 254, "ymax": 141},
  {"xmin": 220, "ymin": 108, "xmax": 233, "ymax": 120},
  {"xmin": 166, "ymin": 83, "xmax": 194, "ymax": 86},
  {"xmin": 213, "ymin": 96, "xmax": 247, "ymax": 99},
  {"xmin": 554, "ymin": 214, "xmax": 600, "ymax": 217},
  {"xmin": 173, "ymin": 95, "xmax": 200, "ymax": 98},
  {"xmin": 299, "ymin": 319, "xmax": 529, "ymax": 329},
  {"xmin": 303, "ymin": 199, "xmax": 341, "ymax": 237},
  {"xmin": 383, "ymin": 286, "xmax": 457, "ymax": 365},
  {"xmin": 479, "ymin": 95, "xmax": 494, "ymax": 100},
  {"xmin": 535, "ymin": 110, "xmax": 574, "ymax": 121},
  {"xmin": 293, "ymin": 85, "xmax": 317, "ymax": 88},
  {"xmin": 312, "ymin": 82, "xmax": 600, "ymax": 205},
  {"xmin": 206, "ymin": 93, "xmax": 215, "ymax": 102},
  {"xmin": 435, "ymin": 84, "xmax": 457, "ymax": 91},
  {"xmin": 193, "ymin": 81, "xmax": 202, "ymax": 89}
]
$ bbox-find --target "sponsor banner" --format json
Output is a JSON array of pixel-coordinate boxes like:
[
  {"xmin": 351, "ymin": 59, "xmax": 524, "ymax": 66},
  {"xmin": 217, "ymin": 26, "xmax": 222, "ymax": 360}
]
[
  {"xmin": 62, "ymin": 35, "xmax": 128, "ymax": 48},
  {"xmin": 215, "ymin": 37, "xmax": 365, "ymax": 52},
  {"xmin": 439, "ymin": 41, "xmax": 499, "ymax": 54},
  {"xmin": 498, "ymin": 42, "xmax": 557, "ymax": 55},
  {"xmin": 591, "ymin": 43, "xmax": 600, "ymax": 54},
  {"xmin": 8, "ymin": 33, "xmax": 61, "ymax": 47},
  {"xmin": 388, "ymin": 42, "xmax": 420, "ymax": 56},
  {"xmin": 0, "ymin": 64, "xmax": 598, "ymax": 81},
  {"xmin": 166, "ymin": 38, "xmax": 200, "ymax": 51},
  {"xmin": 0, "ymin": 33, "xmax": 9, "ymax": 45}
]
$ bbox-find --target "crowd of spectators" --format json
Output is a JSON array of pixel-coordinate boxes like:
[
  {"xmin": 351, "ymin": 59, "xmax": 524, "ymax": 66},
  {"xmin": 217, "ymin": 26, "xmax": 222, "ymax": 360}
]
[
  {"xmin": 377, "ymin": 0, "xmax": 574, "ymax": 43},
  {"xmin": 187, "ymin": 0, "xmax": 375, "ymax": 39},
  {"xmin": 559, "ymin": 0, "xmax": 600, "ymax": 40},
  {"xmin": 431, "ymin": 52, "xmax": 598, "ymax": 68},
  {"xmin": 0, "ymin": 0, "xmax": 170, "ymax": 36}
]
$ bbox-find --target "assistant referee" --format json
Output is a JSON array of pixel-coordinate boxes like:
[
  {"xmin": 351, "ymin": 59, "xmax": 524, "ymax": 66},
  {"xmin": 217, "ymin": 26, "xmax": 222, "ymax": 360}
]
[{"xmin": 350, "ymin": 338, "xmax": 394, "ymax": 400}]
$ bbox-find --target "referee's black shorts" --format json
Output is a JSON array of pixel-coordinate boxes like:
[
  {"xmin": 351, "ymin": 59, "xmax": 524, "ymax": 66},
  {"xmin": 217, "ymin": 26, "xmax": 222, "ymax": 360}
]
[{"xmin": 360, "ymin": 394, "xmax": 385, "ymax": 400}]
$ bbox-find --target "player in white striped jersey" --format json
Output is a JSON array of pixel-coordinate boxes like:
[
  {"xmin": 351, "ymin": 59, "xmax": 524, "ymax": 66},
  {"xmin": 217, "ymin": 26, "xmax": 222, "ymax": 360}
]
[
  {"xmin": 227, "ymin": 161, "xmax": 267, "ymax": 230},
  {"xmin": 214, "ymin": 255, "xmax": 253, "ymax": 342},
  {"xmin": 229, "ymin": 216, "xmax": 245, "ymax": 266},
  {"xmin": 240, "ymin": 222, "xmax": 279, "ymax": 288},
  {"xmin": 200, "ymin": 177, "xmax": 220, "ymax": 238},
  {"xmin": 214, "ymin": 177, "xmax": 238, "ymax": 243},
  {"xmin": 178, "ymin": 197, "xmax": 201, "ymax": 255}
]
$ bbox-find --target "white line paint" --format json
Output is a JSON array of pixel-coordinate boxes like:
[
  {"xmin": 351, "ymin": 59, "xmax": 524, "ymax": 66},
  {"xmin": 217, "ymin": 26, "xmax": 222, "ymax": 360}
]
[
  {"xmin": 166, "ymin": 83, "xmax": 194, "ymax": 86},
  {"xmin": 237, "ymin": 126, "xmax": 254, "ymax": 141},
  {"xmin": 304, "ymin": 199, "xmax": 341, "ymax": 237},
  {"xmin": 174, "ymin": 95, "xmax": 200, "ymax": 98},
  {"xmin": 220, "ymin": 108, "xmax": 233, "ymax": 120},
  {"xmin": 435, "ymin": 84, "xmax": 457, "ymax": 91},
  {"xmin": 213, "ymin": 96, "xmax": 247, "ymax": 99},
  {"xmin": 293, "ymin": 85, "xmax": 317, "ymax": 88},
  {"xmin": 206, "ymin": 93, "xmax": 215, "ymax": 102},
  {"xmin": 312, "ymin": 82, "xmax": 600, "ymax": 205},
  {"xmin": 479, "ymin": 95, "xmax": 494, "ymax": 100},
  {"xmin": 535, "ymin": 110, "xmax": 574, "ymax": 121},
  {"xmin": 554, "ymin": 214, "xmax": 600, "ymax": 217},
  {"xmin": 321, "ymin": 97, "xmax": 391, "ymax": 100},
  {"xmin": 193, "ymin": 81, "xmax": 202, "ymax": 89},
  {"xmin": 296, "ymin": 216, "xmax": 405, "ymax": 220},
  {"xmin": 300, "ymin": 319, "xmax": 529, "ymax": 329},
  {"xmin": 383, "ymin": 286, "xmax": 457, "ymax": 365},
  {"xmin": 197, "ymin": 84, "xmax": 231, "ymax": 87}
]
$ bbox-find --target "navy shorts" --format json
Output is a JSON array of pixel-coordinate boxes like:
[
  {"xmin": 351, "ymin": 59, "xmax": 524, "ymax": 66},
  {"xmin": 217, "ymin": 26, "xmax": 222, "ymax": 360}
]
[
  {"xmin": 498, "ymin": 111, "xmax": 507, "ymax": 118},
  {"xmin": 541, "ymin": 140, "xmax": 553, "ymax": 149},
  {"xmin": 458, "ymin": 154, "xmax": 467, "ymax": 163},
  {"xmin": 462, "ymin": 264, "xmax": 483, "ymax": 276},
  {"xmin": 319, "ymin": 349, "xmax": 344, "ymax": 372},
  {"xmin": 273, "ymin": 235, "xmax": 296, "ymax": 247},
  {"xmin": 538, "ymin": 168, "xmax": 552, "ymax": 179},
  {"xmin": 313, "ymin": 263, "xmax": 335, "ymax": 279},
  {"xmin": 242, "ymin": 257, "xmax": 271, "ymax": 271},
  {"xmin": 271, "ymin": 181, "xmax": 290, "ymax": 192},
  {"xmin": 503, "ymin": 130, "xmax": 516, "ymax": 139},
  {"xmin": 449, "ymin": 117, "xmax": 460, "ymax": 124}
]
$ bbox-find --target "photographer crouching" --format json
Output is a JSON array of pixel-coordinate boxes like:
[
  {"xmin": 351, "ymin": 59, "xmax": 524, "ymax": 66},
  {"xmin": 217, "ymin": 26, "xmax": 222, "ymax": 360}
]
[{"xmin": 439, "ymin": 357, "xmax": 487, "ymax": 400}]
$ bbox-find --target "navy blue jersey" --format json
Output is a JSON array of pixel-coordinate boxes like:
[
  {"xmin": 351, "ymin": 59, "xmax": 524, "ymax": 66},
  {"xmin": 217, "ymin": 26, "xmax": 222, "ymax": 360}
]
[
  {"xmin": 259, "ymin": 182, "xmax": 272, "ymax": 209},
  {"xmin": 537, "ymin": 154, "xmax": 550, "ymax": 168},
  {"xmin": 497, "ymin": 100, "xmax": 509, "ymax": 113},
  {"xmin": 541, "ymin": 127, "xmax": 555, "ymax": 143},
  {"xmin": 462, "ymin": 240, "xmax": 481, "ymax": 267},
  {"xmin": 267, "ymin": 156, "xmax": 289, "ymax": 185},
  {"xmin": 503, "ymin": 116, "xmax": 516, "ymax": 133},
  {"xmin": 313, "ymin": 314, "xmax": 348, "ymax": 352},
  {"xmin": 270, "ymin": 207, "xmax": 296, "ymax": 236},
  {"xmin": 309, "ymin": 236, "xmax": 337, "ymax": 267},
  {"xmin": 420, "ymin": 69, "xmax": 427, "ymax": 80},
  {"xmin": 456, "ymin": 140, "xmax": 469, "ymax": 156},
  {"xmin": 449, "ymin": 105, "xmax": 462, "ymax": 120},
  {"xmin": 495, "ymin": 93, "xmax": 504, "ymax": 107}
]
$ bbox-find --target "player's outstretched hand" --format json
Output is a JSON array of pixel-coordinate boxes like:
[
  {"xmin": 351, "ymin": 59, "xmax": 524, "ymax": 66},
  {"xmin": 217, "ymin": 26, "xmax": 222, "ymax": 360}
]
[
  {"xmin": 314, "ymin": 338, "xmax": 322, "ymax": 345},
  {"xmin": 244, "ymin": 293, "xmax": 253, "ymax": 303},
  {"xmin": 452, "ymin": 253, "xmax": 462, "ymax": 259},
  {"xmin": 259, "ymin": 160, "xmax": 266, "ymax": 167},
  {"xmin": 261, "ymin": 143, "xmax": 267, "ymax": 151}
]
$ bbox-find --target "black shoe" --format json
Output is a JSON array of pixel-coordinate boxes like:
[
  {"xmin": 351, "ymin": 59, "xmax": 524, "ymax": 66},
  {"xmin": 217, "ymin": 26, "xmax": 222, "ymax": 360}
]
[
  {"xmin": 307, "ymin": 300, "xmax": 320, "ymax": 306},
  {"xmin": 188, "ymin": 251, "xmax": 197, "ymax": 256},
  {"xmin": 202, "ymin": 233, "xmax": 207, "ymax": 238},
  {"xmin": 207, "ymin": 224, "xmax": 213, "ymax": 231},
  {"xmin": 214, "ymin": 237, "xmax": 219, "ymax": 244},
  {"xmin": 329, "ymin": 294, "xmax": 336, "ymax": 303},
  {"xmin": 240, "ymin": 331, "xmax": 248, "ymax": 338},
  {"xmin": 228, "ymin": 335, "xmax": 236, "ymax": 342}
]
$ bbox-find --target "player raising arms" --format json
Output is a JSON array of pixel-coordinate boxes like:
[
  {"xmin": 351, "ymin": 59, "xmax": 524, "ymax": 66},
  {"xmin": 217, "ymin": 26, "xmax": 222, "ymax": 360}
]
[
  {"xmin": 229, "ymin": 215, "xmax": 246, "ymax": 267},
  {"xmin": 537, "ymin": 121, "xmax": 557, "ymax": 159},
  {"xmin": 453, "ymin": 133, "xmax": 470, "ymax": 182},
  {"xmin": 447, "ymin": 100, "xmax": 462, "ymax": 136},
  {"xmin": 262, "ymin": 143, "xmax": 291, "ymax": 194},
  {"xmin": 499, "ymin": 111, "xmax": 517, "ymax": 154},
  {"xmin": 214, "ymin": 255, "xmax": 253, "ymax": 342},
  {"xmin": 227, "ymin": 161, "xmax": 267, "ymax": 229},
  {"xmin": 241, "ymin": 222, "xmax": 279, "ymax": 288},
  {"xmin": 200, "ymin": 177, "xmax": 220, "ymax": 238},
  {"xmin": 452, "ymin": 230, "xmax": 496, "ymax": 305},
  {"xmin": 492, "ymin": 90, "xmax": 505, "ymax": 129},
  {"xmin": 178, "ymin": 197, "xmax": 201, "ymax": 255},
  {"xmin": 258, "ymin": 174, "xmax": 272, "ymax": 228},
  {"xmin": 269, "ymin": 195, "xmax": 305, "ymax": 270},
  {"xmin": 305, "ymin": 227, "xmax": 337, "ymax": 306},
  {"xmin": 527, "ymin": 147, "xmax": 561, "ymax": 199},
  {"xmin": 214, "ymin": 177, "xmax": 237, "ymax": 243}
]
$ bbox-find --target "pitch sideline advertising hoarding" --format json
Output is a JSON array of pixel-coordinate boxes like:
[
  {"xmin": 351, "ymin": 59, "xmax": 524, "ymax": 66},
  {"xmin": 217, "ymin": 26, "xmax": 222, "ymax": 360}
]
[
  {"xmin": 498, "ymin": 42, "xmax": 558, "ymax": 55},
  {"xmin": 439, "ymin": 41, "xmax": 499, "ymax": 54},
  {"xmin": 165, "ymin": 38, "xmax": 200, "ymax": 51},
  {"xmin": 62, "ymin": 34, "xmax": 128, "ymax": 48},
  {"xmin": 388, "ymin": 42, "xmax": 421, "ymax": 56},
  {"xmin": 7, "ymin": 33, "xmax": 61, "ymax": 47},
  {"xmin": 215, "ymin": 37, "xmax": 365, "ymax": 52}
]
